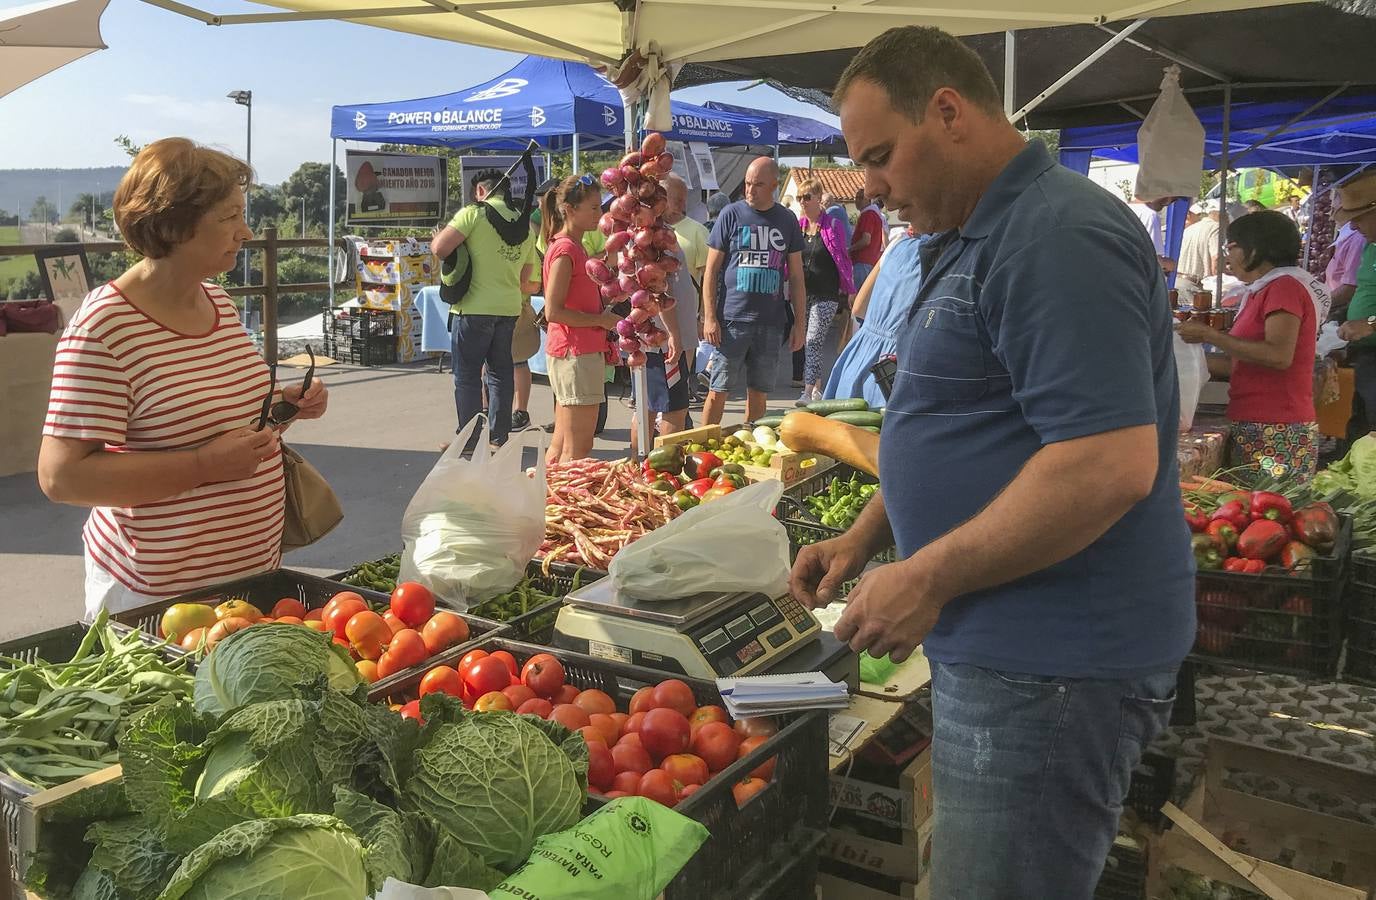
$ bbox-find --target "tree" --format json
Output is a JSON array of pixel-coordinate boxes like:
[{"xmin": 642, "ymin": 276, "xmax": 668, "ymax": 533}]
[
  {"xmin": 279, "ymin": 162, "xmax": 346, "ymax": 232},
  {"xmin": 30, "ymin": 196, "xmax": 57, "ymax": 225},
  {"xmin": 70, "ymin": 193, "xmax": 105, "ymax": 229},
  {"xmin": 53, "ymin": 227, "xmax": 80, "ymax": 243},
  {"xmin": 114, "ymin": 135, "xmax": 142, "ymax": 158}
]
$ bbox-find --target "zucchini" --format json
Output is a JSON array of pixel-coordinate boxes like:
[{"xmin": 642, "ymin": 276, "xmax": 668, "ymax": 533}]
[
  {"xmin": 805, "ymin": 398, "xmax": 869, "ymax": 415},
  {"xmin": 860, "ymin": 426, "xmax": 881, "ymax": 433},
  {"xmin": 753, "ymin": 415, "xmax": 787, "ymax": 429},
  {"xmin": 826, "ymin": 410, "xmax": 884, "ymax": 427}
]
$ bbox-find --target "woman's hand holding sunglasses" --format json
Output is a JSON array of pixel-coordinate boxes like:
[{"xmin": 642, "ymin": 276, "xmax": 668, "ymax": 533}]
[
  {"xmin": 280, "ymin": 377, "xmax": 328, "ymax": 422},
  {"xmin": 195, "ymin": 426, "xmax": 279, "ymax": 483}
]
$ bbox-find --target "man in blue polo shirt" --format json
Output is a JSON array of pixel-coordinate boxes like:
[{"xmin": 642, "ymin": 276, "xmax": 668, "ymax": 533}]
[{"xmin": 790, "ymin": 26, "xmax": 1194, "ymax": 899}]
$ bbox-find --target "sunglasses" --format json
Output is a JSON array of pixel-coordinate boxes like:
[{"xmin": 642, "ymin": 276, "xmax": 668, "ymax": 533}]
[
  {"xmin": 799, "ymin": 193, "xmax": 814, "ymax": 201},
  {"xmin": 257, "ymin": 346, "xmax": 315, "ymax": 430},
  {"xmin": 576, "ymin": 173, "xmax": 596, "ymax": 187}
]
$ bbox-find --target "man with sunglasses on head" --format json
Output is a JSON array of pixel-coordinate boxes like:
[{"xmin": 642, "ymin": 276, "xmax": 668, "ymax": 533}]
[{"xmin": 431, "ymin": 169, "xmax": 540, "ymax": 450}]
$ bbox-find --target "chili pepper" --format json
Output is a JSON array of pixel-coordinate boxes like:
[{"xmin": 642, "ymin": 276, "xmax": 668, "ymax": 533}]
[
  {"xmin": 1184, "ymin": 503, "xmax": 1210, "ymax": 533},
  {"xmin": 1211, "ymin": 500, "xmax": 1250, "ymax": 532},
  {"xmin": 1290, "ymin": 503, "xmax": 1339, "ymax": 553},
  {"xmin": 1217, "ymin": 491, "xmax": 1252, "ymax": 517},
  {"xmin": 1192, "ymin": 534, "xmax": 1224, "ymax": 571},
  {"xmin": 1280, "ymin": 541, "xmax": 1317, "ymax": 572},
  {"xmin": 1249, "ymin": 491, "xmax": 1293, "ymax": 524},
  {"xmin": 1206, "ymin": 519, "xmax": 1239, "ymax": 552},
  {"xmin": 1237, "ymin": 519, "xmax": 1289, "ymax": 561}
]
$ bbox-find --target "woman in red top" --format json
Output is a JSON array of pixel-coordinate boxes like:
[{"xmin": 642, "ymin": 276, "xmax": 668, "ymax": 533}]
[
  {"xmin": 541, "ymin": 174, "xmax": 621, "ymax": 464},
  {"xmin": 1179, "ymin": 211, "xmax": 1329, "ymax": 480}
]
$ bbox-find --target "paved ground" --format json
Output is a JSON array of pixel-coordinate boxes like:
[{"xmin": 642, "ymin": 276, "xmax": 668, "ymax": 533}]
[{"xmin": 0, "ymin": 336, "xmax": 841, "ymax": 641}]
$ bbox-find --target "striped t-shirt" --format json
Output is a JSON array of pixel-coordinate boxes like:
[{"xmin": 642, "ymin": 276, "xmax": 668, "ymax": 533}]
[{"xmin": 44, "ymin": 282, "xmax": 284, "ymax": 599}]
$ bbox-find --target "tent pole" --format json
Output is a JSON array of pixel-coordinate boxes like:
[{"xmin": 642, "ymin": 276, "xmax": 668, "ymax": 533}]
[
  {"xmin": 1011, "ymin": 18, "xmax": 1149, "ymax": 122},
  {"xmin": 1302, "ymin": 162, "xmax": 1320, "ymax": 270},
  {"xmin": 327, "ymin": 139, "xmax": 337, "ymax": 312},
  {"xmin": 622, "ymin": 94, "xmax": 652, "ymax": 460},
  {"xmin": 1229, "ymin": 84, "xmax": 1349, "ymax": 168},
  {"xmin": 572, "ymin": 132, "xmax": 581, "ymax": 175},
  {"xmin": 1004, "ymin": 30, "xmax": 1016, "ymax": 119},
  {"xmin": 1216, "ymin": 84, "xmax": 1231, "ymax": 305}
]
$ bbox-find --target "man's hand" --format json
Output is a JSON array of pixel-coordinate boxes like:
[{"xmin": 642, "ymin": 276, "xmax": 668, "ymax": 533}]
[
  {"xmin": 703, "ymin": 317, "xmax": 722, "ymax": 347},
  {"xmin": 790, "ymin": 321, "xmax": 806, "ymax": 352},
  {"xmin": 1339, "ymin": 319, "xmax": 1375, "ymax": 343},
  {"xmin": 666, "ymin": 335, "xmax": 681, "ymax": 365},
  {"xmin": 195, "ymin": 426, "xmax": 279, "ymax": 483},
  {"xmin": 834, "ymin": 558, "xmax": 948, "ymax": 663},
  {"xmin": 789, "ymin": 536, "xmax": 870, "ymax": 610},
  {"xmin": 281, "ymin": 378, "xmax": 328, "ymax": 421}
]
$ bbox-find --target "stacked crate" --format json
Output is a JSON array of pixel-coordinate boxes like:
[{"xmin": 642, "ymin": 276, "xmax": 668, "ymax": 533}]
[{"xmin": 354, "ymin": 238, "xmax": 435, "ymax": 363}]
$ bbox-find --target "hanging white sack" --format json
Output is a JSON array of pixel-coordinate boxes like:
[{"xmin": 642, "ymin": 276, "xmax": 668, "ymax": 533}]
[{"xmin": 1134, "ymin": 66, "xmax": 1205, "ymax": 201}]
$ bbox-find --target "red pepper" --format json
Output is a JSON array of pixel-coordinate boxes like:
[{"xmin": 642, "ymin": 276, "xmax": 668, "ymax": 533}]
[
  {"xmin": 1210, "ymin": 500, "xmax": 1250, "ymax": 532},
  {"xmin": 1249, "ymin": 491, "xmax": 1293, "ymax": 524},
  {"xmin": 1244, "ymin": 559, "xmax": 1265, "ymax": 574},
  {"xmin": 1237, "ymin": 519, "xmax": 1289, "ymax": 561},
  {"xmin": 683, "ymin": 477, "xmax": 716, "ymax": 500},
  {"xmin": 683, "ymin": 452, "xmax": 724, "ymax": 482},
  {"xmin": 1279, "ymin": 541, "xmax": 1317, "ymax": 572},
  {"xmin": 1183, "ymin": 503, "xmax": 1210, "ymax": 533},
  {"xmin": 1290, "ymin": 503, "xmax": 1339, "ymax": 553},
  {"xmin": 1217, "ymin": 491, "xmax": 1252, "ymax": 517},
  {"xmin": 1206, "ymin": 519, "xmax": 1239, "ymax": 552},
  {"xmin": 1223, "ymin": 557, "xmax": 1246, "ymax": 572}
]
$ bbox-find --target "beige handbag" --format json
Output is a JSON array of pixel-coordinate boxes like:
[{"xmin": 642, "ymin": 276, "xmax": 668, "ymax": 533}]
[
  {"xmin": 512, "ymin": 298, "xmax": 541, "ymax": 361},
  {"xmin": 280, "ymin": 444, "xmax": 343, "ymax": 551}
]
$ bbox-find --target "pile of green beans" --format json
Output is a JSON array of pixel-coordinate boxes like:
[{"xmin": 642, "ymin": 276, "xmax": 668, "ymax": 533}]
[
  {"xmin": 0, "ymin": 609, "xmax": 192, "ymax": 790},
  {"xmin": 339, "ymin": 553, "xmax": 401, "ymax": 592}
]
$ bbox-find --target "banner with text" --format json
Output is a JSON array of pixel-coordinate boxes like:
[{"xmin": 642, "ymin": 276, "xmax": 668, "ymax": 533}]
[
  {"xmin": 458, "ymin": 154, "xmax": 548, "ymax": 208},
  {"xmin": 345, "ymin": 150, "xmax": 446, "ymax": 226}
]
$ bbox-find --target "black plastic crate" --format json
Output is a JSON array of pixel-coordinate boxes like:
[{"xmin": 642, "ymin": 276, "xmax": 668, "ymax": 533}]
[
  {"xmin": 323, "ymin": 308, "xmax": 397, "ymax": 367},
  {"xmin": 1189, "ymin": 516, "xmax": 1351, "ymax": 678},
  {"xmin": 369, "ymin": 637, "xmax": 829, "ymax": 900},
  {"xmin": 1093, "ymin": 836, "xmax": 1147, "ymax": 900},
  {"xmin": 1344, "ymin": 581, "xmax": 1376, "ymax": 686},
  {"xmin": 469, "ymin": 561, "xmax": 605, "ymax": 644},
  {"xmin": 1352, "ymin": 549, "xmax": 1376, "ymax": 588},
  {"xmin": 778, "ymin": 464, "xmax": 895, "ymax": 565},
  {"xmin": 330, "ymin": 552, "xmax": 401, "ymax": 593},
  {"xmin": 1123, "ymin": 751, "xmax": 1176, "ymax": 827}
]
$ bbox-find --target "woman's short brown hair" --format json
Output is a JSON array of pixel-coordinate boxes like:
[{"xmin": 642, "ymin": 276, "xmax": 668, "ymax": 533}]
[
  {"xmin": 798, "ymin": 178, "xmax": 824, "ymax": 200},
  {"xmin": 114, "ymin": 138, "xmax": 252, "ymax": 259}
]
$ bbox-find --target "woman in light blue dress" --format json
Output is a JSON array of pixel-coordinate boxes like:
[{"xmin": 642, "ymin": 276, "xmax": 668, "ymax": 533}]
[{"xmin": 824, "ymin": 229, "xmax": 927, "ymax": 406}]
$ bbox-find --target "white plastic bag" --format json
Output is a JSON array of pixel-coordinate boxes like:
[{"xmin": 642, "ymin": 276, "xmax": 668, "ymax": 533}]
[
  {"xmin": 608, "ymin": 479, "xmax": 790, "ymax": 601},
  {"xmin": 1174, "ymin": 333, "xmax": 1208, "ymax": 432},
  {"xmin": 1135, "ymin": 66, "xmax": 1205, "ymax": 202},
  {"xmin": 374, "ymin": 879, "xmax": 489, "ymax": 900},
  {"xmin": 398, "ymin": 417, "xmax": 546, "ymax": 609}
]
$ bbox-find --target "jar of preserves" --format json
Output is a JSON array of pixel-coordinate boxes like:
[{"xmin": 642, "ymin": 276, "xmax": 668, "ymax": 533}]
[
  {"xmin": 1192, "ymin": 290, "xmax": 1214, "ymax": 312},
  {"xmin": 1209, "ymin": 311, "xmax": 1226, "ymax": 330}
]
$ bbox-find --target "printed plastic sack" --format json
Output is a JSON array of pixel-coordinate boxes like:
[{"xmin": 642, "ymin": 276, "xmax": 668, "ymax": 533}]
[
  {"xmin": 489, "ymin": 797, "xmax": 709, "ymax": 900},
  {"xmin": 398, "ymin": 417, "xmax": 546, "ymax": 609},
  {"xmin": 1174, "ymin": 333, "xmax": 1208, "ymax": 432},
  {"xmin": 1135, "ymin": 66, "xmax": 1205, "ymax": 202},
  {"xmin": 608, "ymin": 479, "xmax": 789, "ymax": 601}
]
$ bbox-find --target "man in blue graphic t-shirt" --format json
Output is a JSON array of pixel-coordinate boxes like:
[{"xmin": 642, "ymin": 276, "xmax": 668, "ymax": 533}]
[{"xmin": 702, "ymin": 157, "xmax": 806, "ymax": 424}]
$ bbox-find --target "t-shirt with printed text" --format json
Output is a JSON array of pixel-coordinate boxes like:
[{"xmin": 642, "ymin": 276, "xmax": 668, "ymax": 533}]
[{"xmin": 707, "ymin": 200, "xmax": 804, "ymax": 327}]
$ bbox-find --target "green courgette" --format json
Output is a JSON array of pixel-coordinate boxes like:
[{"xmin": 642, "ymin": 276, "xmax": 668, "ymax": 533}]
[
  {"xmin": 826, "ymin": 410, "xmax": 884, "ymax": 427},
  {"xmin": 860, "ymin": 426, "xmax": 881, "ymax": 433},
  {"xmin": 753, "ymin": 415, "xmax": 787, "ymax": 429},
  {"xmin": 806, "ymin": 398, "xmax": 869, "ymax": 415}
]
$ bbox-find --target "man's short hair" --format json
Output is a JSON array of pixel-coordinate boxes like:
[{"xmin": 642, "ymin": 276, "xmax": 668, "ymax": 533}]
[
  {"xmin": 471, "ymin": 168, "xmax": 509, "ymax": 200},
  {"xmin": 706, "ymin": 192, "xmax": 730, "ymax": 216},
  {"xmin": 835, "ymin": 25, "xmax": 1004, "ymax": 122}
]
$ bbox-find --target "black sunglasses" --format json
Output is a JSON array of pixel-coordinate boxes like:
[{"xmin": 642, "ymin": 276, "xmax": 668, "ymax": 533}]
[
  {"xmin": 799, "ymin": 192, "xmax": 813, "ymax": 201},
  {"xmin": 257, "ymin": 346, "xmax": 315, "ymax": 429}
]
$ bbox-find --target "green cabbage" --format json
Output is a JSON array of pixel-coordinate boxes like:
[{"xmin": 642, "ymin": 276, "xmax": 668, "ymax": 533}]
[
  {"xmin": 155, "ymin": 815, "xmax": 368, "ymax": 900},
  {"xmin": 193, "ymin": 624, "xmax": 361, "ymax": 717},
  {"xmin": 402, "ymin": 695, "xmax": 588, "ymax": 873}
]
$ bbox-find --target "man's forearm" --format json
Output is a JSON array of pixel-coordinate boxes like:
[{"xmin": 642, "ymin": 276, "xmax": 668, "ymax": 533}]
[
  {"xmin": 845, "ymin": 491, "xmax": 895, "ymax": 559},
  {"xmin": 914, "ymin": 427, "xmax": 1156, "ymax": 605}
]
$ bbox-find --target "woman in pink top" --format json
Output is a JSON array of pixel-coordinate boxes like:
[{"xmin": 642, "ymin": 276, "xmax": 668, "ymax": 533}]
[
  {"xmin": 541, "ymin": 174, "xmax": 621, "ymax": 463},
  {"xmin": 794, "ymin": 178, "xmax": 856, "ymax": 404},
  {"xmin": 1179, "ymin": 211, "xmax": 1329, "ymax": 480}
]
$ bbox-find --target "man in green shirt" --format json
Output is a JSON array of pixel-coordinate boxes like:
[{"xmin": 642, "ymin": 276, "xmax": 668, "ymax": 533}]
[
  {"xmin": 430, "ymin": 170, "xmax": 538, "ymax": 447},
  {"xmin": 1332, "ymin": 172, "xmax": 1376, "ymax": 436}
]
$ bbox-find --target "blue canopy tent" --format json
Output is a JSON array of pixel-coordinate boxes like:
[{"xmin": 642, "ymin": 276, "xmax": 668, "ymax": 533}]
[{"xmin": 700, "ymin": 99, "xmax": 845, "ymax": 157}]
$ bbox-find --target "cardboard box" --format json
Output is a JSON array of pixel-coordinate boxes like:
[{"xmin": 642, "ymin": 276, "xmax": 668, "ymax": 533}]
[
  {"xmin": 822, "ymin": 814, "xmax": 934, "ymax": 883},
  {"xmin": 830, "ymin": 746, "xmax": 933, "ymax": 832},
  {"xmin": 1147, "ymin": 738, "xmax": 1376, "ymax": 900},
  {"xmin": 817, "ymin": 872, "xmax": 924, "ymax": 900}
]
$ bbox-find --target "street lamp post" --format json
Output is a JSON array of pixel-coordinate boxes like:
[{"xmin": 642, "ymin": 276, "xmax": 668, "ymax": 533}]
[{"xmin": 228, "ymin": 90, "xmax": 252, "ymax": 327}]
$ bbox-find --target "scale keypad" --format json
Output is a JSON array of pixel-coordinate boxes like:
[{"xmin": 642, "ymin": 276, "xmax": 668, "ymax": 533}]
[
  {"xmin": 688, "ymin": 595, "xmax": 814, "ymax": 676},
  {"xmin": 775, "ymin": 595, "xmax": 815, "ymax": 632}
]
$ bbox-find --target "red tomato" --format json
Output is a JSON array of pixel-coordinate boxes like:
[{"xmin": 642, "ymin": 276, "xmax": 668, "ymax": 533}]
[
  {"xmin": 604, "ymin": 790, "xmax": 631, "ymax": 799},
  {"xmin": 733, "ymin": 717, "xmax": 778, "ymax": 739},
  {"xmin": 382, "ymin": 612, "xmax": 408, "ymax": 637},
  {"xmin": 270, "ymin": 598, "xmax": 307, "ymax": 620},
  {"xmin": 550, "ymin": 704, "xmax": 592, "ymax": 732},
  {"xmin": 517, "ymin": 698, "xmax": 554, "ymax": 718},
  {"xmin": 579, "ymin": 725, "xmax": 608, "ymax": 746},
  {"xmin": 637, "ymin": 769, "xmax": 680, "ymax": 807},
  {"xmin": 618, "ymin": 732, "xmax": 644, "ymax": 751},
  {"xmin": 611, "ymin": 742, "xmax": 653, "ymax": 775},
  {"xmin": 180, "ymin": 627, "xmax": 207, "ymax": 652},
  {"xmin": 680, "ymin": 783, "xmax": 701, "ymax": 799},
  {"xmin": 322, "ymin": 594, "xmax": 368, "ymax": 639},
  {"xmin": 489, "ymin": 650, "xmax": 519, "ymax": 678},
  {"xmin": 554, "ymin": 684, "xmax": 581, "ymax": 706},
  {"xmin": 419, "ymin": 665, "xmax": 464, "ymax": 698},
  {"xmin": 389, "ymin": 582, "xmax": 436, "ymax": 628},
  {"xmin": 275, "ymin": 616, "xmax": 303, "ymax": 626},
  {"xmin": 628, "ymin": 686, "xmax": 656, "ymax": 715},
  {"xmin": 502, "ymin": 684, "xmax": 537, "ymax": 708},
  {"xmin": 399, "ymin": 700, "xmax": 424, "ymax": 723},
  {"xmin": 572, "ymin": 689, "xmax": 616, "ymax": 716},
  {"xmin": 689, "ymin": 705, "xmax": 729, "ymax": 731},
  {"xmin": 206, "ymin": 616, "xmax": 254, "ymax": 648},
  {"xmin": 610, "ymin": 712, "xmax": 631, "ymax": 738},
  {"xmin": 587, "ymin": 741, "xmax": 616, "ymax": 792},
  {"xmin": 458, "ymin": 650, "xmax": 489, "ymax": 681},
  {"xmin": 420, "ymin": 612, "xmax": 470, "ymax": 655},
  {"xmin": 651, "ymin": 679, "xmax": 696, "ymax": 717},
  {"xmin": 691, "ymin": 722, "xmax": 742, "ymax": 772},
  {"xmin": 640, "ymin": 708, "xmax": 692, "ymax": 761},
  {"xmin": 301, "ymin": 620, "xmax": 328, "ymax": 633},
  {"xmin": 738, "ymin": 735, "xmax": 776, "ymax": 781},
  {"xmin": 465, "ymin": 656, "xmax": 515, "ymax": 697},
  {"xmin": 344, "ymin": 610, "xmax": 390, "ymax": 661},
  {"xmin": 624, "ymin": 712, "xmax": 647, "ymax": 735},
  {"xmin": 611, "ymin": 770, "xmax": 641, "ymax": 794},
  {"xmin": 521, "ymin": 653, "xmax": 566, "ymax": 699},
  {"xmin": 355, "ymin": 660, "xmax": 379, "ymax": 684},
  {"xmin": 303, "ymin": 608, "xmax": 324, "ymax": 622},
  {"xmin": 474, "ymin": 691, "xmax": 514, "ymax": 712},
  {"xmin": 662, "ymin": 753, "xmax": 709, "ymax": 788},
  {"xmin": 732, "ymin": 777, "xmax": 768, "ymax": 808},
  {"xmin": 390, "ymin": 629, "xmax": 428, "ymax": 666},
  {"xmin": 588, "ymin": 713, "xmax": 621, "ymax": 746}
]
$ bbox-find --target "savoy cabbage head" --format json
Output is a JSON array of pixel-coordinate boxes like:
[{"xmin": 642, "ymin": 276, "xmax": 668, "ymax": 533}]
[{"xmin": 193, "ymin": 624, "xmax": 361, "ymax": 717}]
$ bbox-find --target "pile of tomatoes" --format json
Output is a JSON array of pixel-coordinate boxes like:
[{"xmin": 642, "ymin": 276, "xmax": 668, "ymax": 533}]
[
  {"xmin": 398, "ymin": 651, "xmax": 780, "ymax": 810},
  {"xmin": 158, "ymin": 582, "xmax": 474, "ymax": 685}
]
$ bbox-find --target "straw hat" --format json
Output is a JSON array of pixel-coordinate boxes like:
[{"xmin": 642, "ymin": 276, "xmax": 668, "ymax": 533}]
[{"xmin": 1335, "ymin": 171, "xmax": 1376, "ymax": 226}]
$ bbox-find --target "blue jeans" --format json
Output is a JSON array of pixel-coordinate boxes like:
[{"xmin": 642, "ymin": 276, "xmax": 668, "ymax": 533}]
[
  {"xmin": 708, "ymin": 321, "xmax": 785, "ymax": 394},
  {"xmin": 929, "ymin": 660, "xmax": 1176, "ymax": 899},
  {"xmin": 451, "ymin": 313, "xmax": 516, "ymax": 446}
]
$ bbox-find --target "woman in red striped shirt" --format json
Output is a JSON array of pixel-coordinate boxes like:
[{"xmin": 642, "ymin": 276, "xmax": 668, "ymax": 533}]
[{"xmin": 38, "ymin": 138, "xmax": 328, "ymax": 615}]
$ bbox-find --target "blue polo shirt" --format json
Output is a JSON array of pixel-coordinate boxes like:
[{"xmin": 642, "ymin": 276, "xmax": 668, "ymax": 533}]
[{"xmin": 879, "ymin": 141, "xmax": 1195, "ymax": 679}]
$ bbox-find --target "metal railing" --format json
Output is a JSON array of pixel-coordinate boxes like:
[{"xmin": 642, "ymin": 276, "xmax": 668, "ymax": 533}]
[{"xmin": 0, "ymin": 226, "xmax": 352, "ymax": 364}]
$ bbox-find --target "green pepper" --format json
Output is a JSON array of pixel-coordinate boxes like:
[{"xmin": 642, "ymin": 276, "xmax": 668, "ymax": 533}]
[
  {"xmin": 672, "ymin": 490, "xmax": 699, "ymax": 511},
  {"xmin": 1191, "ymin": 534, "xmax": 1223, "ymax": 570}
]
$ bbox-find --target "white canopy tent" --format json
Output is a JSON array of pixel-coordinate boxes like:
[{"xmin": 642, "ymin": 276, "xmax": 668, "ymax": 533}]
[{"xmin": 0, "ymin": 0, "xmax": 110, "ymax": 99}]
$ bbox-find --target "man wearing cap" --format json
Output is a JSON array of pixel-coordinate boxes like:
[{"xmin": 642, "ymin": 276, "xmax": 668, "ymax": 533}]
[
  {"xmin": 1332, "ymin": 173, "xmax": 1376, "ymax": 435},
  {"xmin": 1177, "ymin": 200, "xmax": 1221, "ymax": 293}
]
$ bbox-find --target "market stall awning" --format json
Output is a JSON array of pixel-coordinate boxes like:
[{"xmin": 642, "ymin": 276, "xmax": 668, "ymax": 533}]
[
  {"xmin": 331, "ymin": 55, "xmax": 778, "ymax": 149},
  {"xmin": 1, "ymin": 0, "xmax": 110, "ymax": 98},
  {"xmin": 700, "ymin": 100, "xmax": 844, "ymax": 154}
]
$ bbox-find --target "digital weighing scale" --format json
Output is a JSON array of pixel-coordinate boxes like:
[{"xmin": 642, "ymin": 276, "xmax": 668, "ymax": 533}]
[{"xmin": 553, "ymin": 579, "xmax": 857, "ymax": 686}]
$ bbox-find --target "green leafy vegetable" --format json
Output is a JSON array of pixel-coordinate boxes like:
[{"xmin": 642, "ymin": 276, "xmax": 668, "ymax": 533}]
[
  {"xmin": 70, "ymin": 817, "xmax": 180, "ymax": 900},
  {"xmin": 192, "ymin": 624, "xmax": 361, "ymax": 717},
  {"xmin": 332, "ymin": 785, "xmax": 429, "ymax": 891}
]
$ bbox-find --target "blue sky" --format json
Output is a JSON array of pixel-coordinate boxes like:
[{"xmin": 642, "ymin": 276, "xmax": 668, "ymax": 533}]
[{"xmin": 0, "ymin": 0, "xmax": 840, "ymax": 182}]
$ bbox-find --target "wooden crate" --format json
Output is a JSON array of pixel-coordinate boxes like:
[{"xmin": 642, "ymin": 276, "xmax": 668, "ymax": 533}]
[
  {"xmin": 5, "ymin": 765, "xmax": 122, "ymax": 895},
  {"xmin": 653, "ymin": 424, "xmax": 833, "ymax": 486},
  {"xmin": 821, "ymin": 814, "xmax": 935, "ymax": 883},
  {"xmin": 1147, "ymin": 738, "xmax": 1376, "ymax": 900},
  {"xmin": 653, "ymin": 424, "xmax": 722, "ymax": 450},
  {"xmin": 817, "ymin": 871, "xmax": 927, "ymax": 899},
  {"xmin": 829, "ymin": 746, "xmax": 933, "ymax": 833}
]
